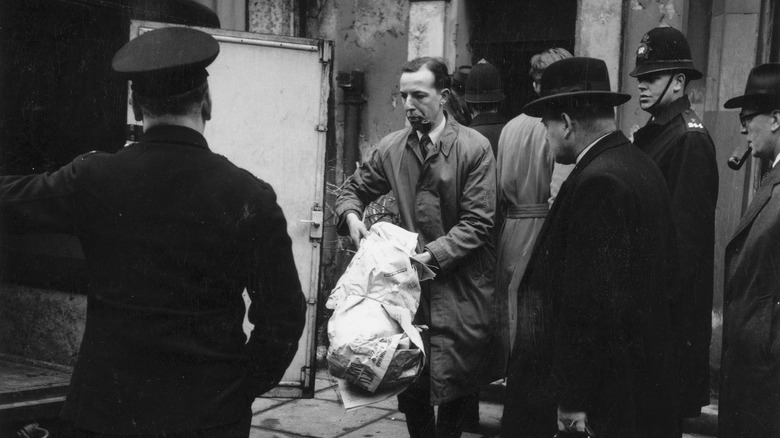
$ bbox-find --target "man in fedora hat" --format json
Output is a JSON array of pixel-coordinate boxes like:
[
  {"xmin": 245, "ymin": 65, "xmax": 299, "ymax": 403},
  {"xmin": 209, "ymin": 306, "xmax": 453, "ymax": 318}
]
[
  {"xmin": 500, "ymin": 57, "xmax": 679, "ymax": 438},
  {"xmin": 719, "ymin": 63, "xmax": 780, "ymax": 438},
  {"xmin": 464, "ymin": 60, "xmax": 507, "ymax": 157},
  {"xmin": 0, "ymin": 27, "xmax": 306, "ymax": 437},
  {"xmin": 630, "ymin": 26, "xmax": 719, "ymax": 418}
]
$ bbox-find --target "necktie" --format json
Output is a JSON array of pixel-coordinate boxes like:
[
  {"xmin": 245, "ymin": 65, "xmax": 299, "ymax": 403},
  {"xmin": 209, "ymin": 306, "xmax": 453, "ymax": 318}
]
[{"xmin": 419, "ymin": 134, "xmax": 432, "ymax": 159}]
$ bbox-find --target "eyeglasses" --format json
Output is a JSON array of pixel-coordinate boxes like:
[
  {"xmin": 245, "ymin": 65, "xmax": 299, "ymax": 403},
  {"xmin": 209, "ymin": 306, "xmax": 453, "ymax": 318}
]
[{"xmin": 739, "ymin": 109, "xmax": 768, "ymax": 128}]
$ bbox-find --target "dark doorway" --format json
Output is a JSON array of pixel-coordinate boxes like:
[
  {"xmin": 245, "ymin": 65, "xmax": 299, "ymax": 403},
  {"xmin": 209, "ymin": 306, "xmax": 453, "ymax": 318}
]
[{"xmin": 467, "ymin": 0, "xmax": 577, "ymax": 119}]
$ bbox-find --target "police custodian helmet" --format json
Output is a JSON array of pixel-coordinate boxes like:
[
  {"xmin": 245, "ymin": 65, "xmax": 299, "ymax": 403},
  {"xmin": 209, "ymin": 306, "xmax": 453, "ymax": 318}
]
[{"xmin": 629, "ymin": 26, "xmax": 703, "ymax": 80}]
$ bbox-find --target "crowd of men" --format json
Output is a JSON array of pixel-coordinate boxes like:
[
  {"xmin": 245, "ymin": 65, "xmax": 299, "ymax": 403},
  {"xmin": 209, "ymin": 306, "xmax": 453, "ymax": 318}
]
[{"xmin": 0, "ymin": 20, "xmax": 778, "ymax": 438}]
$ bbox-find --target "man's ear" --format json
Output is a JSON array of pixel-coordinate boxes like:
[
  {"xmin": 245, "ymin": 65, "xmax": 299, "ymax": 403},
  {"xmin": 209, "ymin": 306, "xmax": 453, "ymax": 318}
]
[
  {"xmin": 561, "ymin": 112, "xmax": 573, "ymax": 136},
  {"xmin": 201, "ymin": 89, "xmax": 212, "ymax": 121},
  {"xmin": 673, "ymin": 72, "xmax": 687, "ymax": 92},
  {"xmin": 770, "ymin": 110, "xmax": 780, "ymax": 133},
  {"xmin": 131, "ymin": 93, "xmax": 143, "ymax": 122},
  {"xmin": 440, "ymin": 88, "xmax": 450, "ymax": 105}
]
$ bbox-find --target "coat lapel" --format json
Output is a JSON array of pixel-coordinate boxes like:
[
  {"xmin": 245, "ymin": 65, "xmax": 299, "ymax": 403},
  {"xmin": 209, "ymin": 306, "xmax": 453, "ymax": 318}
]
[{"xmin": 728, "ymin": 164, "xmax": 780, "ymax": 245}]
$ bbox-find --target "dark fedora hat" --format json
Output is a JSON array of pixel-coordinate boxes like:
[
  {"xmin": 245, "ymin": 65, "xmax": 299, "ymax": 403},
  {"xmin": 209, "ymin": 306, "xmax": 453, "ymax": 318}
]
[
  {"xmin": 112, "ymin": 27, "xmax": 220, "ymax": 96},
  {"xmin": 629, "ymin": 27, "xmax": 703, "ymax": 80},
  {"xmin": 523, "ymin": 57, "xmax": 630, "ymax": 117},
  {"xmin": 724, "ymin": 63, "xmax": 780, "ymax": 109},
  {"xmin": 464, "ymin": 61, "xmax": 505, "ymax": 103}
]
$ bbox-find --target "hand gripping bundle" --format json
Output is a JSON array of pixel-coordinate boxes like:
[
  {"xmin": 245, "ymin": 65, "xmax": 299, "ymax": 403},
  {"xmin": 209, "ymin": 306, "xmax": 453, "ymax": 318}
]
[{"xmin": 326, "ymin": 222, "xmax": 431, "ymax": 395}]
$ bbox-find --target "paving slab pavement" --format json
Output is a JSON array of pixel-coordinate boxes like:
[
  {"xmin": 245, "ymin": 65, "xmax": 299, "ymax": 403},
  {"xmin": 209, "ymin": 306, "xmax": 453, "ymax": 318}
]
[
  {"xmin": 249, "ymin": 370, "xmax": 715, "ymax": 438},
  {"xmin": 249, "ymin": 370, "xmax": 500, "ymax": 438}
]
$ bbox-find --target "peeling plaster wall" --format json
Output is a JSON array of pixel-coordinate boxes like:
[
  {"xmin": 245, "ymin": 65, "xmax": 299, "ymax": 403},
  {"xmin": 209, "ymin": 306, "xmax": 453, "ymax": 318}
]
[
  {"xmin": 576, "ymin": 0, "xmax": 624, "ymax": 91},
  {"xmin": 249, "ymin": 0, "xmax": 296, "ymax": 36},
  {"xmin": 328, "ymin": 0, "xmax": 410, "ymax": 164}
]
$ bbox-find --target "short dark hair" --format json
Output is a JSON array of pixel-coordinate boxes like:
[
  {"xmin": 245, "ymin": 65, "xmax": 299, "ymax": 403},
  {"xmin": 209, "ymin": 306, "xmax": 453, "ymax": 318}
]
[
  {"xmin": 133, "ymin": 81, "xmax": 209, "ymax": 118},
  {"xmin": 545, "ymin": 99, "xmax": 615, "ymax": 122},
  {"xmin": 402, "ymin": 57, "xmax": 451, "ymax": 91}
]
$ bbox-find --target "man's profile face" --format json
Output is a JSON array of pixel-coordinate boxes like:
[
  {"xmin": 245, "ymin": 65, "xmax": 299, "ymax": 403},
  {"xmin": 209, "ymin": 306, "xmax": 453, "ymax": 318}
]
[
  {"xmin": 636, "ymin": 72, "xmax": 676, "ymax": 110},
  {"xmin": 740, "ymin": 104, "xmax": 777, "ymax": 161},
  {"xmin": 542, "ymin": 114, "xmax": 575, "ymax": 164},
  {"xmin": 400, "ymin": 67, "xmax": 448, "ymax": 133}
]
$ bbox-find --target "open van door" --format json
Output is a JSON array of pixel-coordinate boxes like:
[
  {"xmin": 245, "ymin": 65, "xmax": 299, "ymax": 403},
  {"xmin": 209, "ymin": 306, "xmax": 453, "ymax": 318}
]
[{"xmin": 128, "ymin": 20, "xmax": 331, "ymax": 398}]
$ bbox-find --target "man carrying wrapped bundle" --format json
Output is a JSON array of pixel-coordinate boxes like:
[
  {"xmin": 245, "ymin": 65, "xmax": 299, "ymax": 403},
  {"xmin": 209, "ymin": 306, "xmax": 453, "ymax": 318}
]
[{"xmin": 336, "ymin": 57, "xmax": 506, "ymax": 438}]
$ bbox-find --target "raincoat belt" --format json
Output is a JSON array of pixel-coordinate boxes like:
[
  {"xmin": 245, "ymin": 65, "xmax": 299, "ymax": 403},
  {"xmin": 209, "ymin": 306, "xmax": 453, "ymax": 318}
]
[{"xmin": 505, "ymin": 203, "xmax": 548, "ymax": 219}]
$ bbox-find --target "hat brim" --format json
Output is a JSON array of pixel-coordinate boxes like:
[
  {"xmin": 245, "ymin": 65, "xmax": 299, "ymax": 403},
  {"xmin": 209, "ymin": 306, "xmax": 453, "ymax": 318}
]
[
  {"xmin": 523, "ymin": 91, "xmax": 632, "ymax": 117},
  {"xmin": 724, "ymin": 93, "xmax": 780, "ymax": 109},
  {"xmin": 464, "ymin": 91, "xmax": 506, "ymax": 103},
  {"xmin": 629, "ymin": 65, "xmax": 703, "ymax": 80}
]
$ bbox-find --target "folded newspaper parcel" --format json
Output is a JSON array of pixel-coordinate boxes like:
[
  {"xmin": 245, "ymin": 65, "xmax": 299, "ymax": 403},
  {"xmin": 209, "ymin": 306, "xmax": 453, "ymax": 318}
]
[{"xmin": 326, "ymin": 222, "xmax": 432, "ymax": 395}]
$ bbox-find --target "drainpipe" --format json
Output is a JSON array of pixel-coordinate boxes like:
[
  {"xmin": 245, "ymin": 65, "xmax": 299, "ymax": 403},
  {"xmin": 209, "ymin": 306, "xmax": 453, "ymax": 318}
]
[{"xmin": 337, "ymin": 70, "xmax": 365, "ymax": 176}]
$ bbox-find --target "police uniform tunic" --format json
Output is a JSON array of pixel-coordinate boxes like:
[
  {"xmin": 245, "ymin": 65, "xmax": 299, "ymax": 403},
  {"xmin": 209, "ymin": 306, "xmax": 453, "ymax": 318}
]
[
  {"xmin": 0, "ymin": 125, "xmax": 306, "ymax": 434},
  {"xmin": 632, "ymin": 95, "xmax": 719, "ymax": 415}
]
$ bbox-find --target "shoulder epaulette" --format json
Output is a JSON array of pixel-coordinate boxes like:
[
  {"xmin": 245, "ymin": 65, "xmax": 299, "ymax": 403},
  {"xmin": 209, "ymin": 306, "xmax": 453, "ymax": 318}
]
[
  {"xmin": 681, "ymin": 109, "xmax": 707, "ymax": 132},
  {"xmin": 80, "ymin": 150, "xmax": 102, "ymax": 160}
]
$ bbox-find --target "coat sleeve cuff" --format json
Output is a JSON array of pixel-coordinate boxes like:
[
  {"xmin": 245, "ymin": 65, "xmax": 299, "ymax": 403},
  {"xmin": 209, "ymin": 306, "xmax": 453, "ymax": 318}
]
[
  {"xmin": 424, "ymin": 240, "xmax": 452, "ymax": 270},
  {"xmin": 336, "ymin": 209, "xmax": 362, "ymax": 236}
]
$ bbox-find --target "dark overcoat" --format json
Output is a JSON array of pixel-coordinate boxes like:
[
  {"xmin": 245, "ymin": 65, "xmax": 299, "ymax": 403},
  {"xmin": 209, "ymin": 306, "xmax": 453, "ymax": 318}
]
[
  {"xmin": 632, "ymin": 95, "xmax": 718, "ymax": 415},
  {"xmin": 500, "ymin": 131, "xmax": 679, "ymax": 438},
  {"xmin": 0, "ymin": 125, "xmax": 306, "ymax": 434},
  {"xmin": 469, "ymin": 111, "xmax": 507, "ymax": 157},
  {"xmin": 720, "ymin": 164, "xmax": 780, "ymax": 438},
  {"xmin": 336, "ymin": 115, "xmax": 507, "ymax": 404}
]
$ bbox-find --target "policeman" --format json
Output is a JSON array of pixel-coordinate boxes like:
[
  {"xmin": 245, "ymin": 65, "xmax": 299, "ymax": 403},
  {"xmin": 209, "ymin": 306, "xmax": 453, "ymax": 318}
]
[
  {"xmin": 464, "ymin": 60, "xmax": 507, "ymax": 156},
  {"xmin": 629, "ymin": 26, "xmax": 719, "ymax": 419},
  {"xmin": 0, "ymin": 27, "xmax": 306, "ymax": 437}
]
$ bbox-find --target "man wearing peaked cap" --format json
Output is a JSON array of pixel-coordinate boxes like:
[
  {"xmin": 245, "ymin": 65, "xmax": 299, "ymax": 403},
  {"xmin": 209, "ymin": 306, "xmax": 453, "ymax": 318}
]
[
  {"xmin": 501, "ymin": 57, "xmax": 679, "ymax": 438},
  {"xmin": 0, "ymin": 26, "xmax": 306, "ymax": 437},
  {"xmin": 630, "ymin": 27, "xmax": 719, "ymax": 420},
  {"xmin": 719, "ymin": 63, "xmax": 780, "ymax": 438}
]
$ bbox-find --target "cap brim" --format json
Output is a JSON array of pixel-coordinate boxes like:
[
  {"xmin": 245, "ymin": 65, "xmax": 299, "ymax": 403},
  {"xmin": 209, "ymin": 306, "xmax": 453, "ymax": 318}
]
[
  {"xmin": 629, "ymin": 65, "xmax": 703, "ymax": 80},
  {"xmin": 523, "ymin": 91, "xmax": 632, "ymax": 117}
]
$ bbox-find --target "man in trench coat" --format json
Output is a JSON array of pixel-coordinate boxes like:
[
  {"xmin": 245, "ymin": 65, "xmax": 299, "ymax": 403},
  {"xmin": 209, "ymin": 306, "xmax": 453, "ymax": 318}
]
[
  {"xmin": 336, "ymin": 56, "xmax": 505, "ymax": 438},
  {"xmin": 500, "ymin": 57, "xmax": 679, "ymax": 438},
  {"xmin": 719, "ymin": 63, "xmax": 780, "ymax": 438},
  {"xmin": 495, "ymin": 47, "xmax": 573, "ymax": 350}
]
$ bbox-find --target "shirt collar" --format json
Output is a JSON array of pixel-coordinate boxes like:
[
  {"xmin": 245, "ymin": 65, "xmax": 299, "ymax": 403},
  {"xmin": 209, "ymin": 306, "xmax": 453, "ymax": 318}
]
[
  {"xmin": 575, "ymin": 132, "xmax": 612, "ymax": 164},
  {"xmin": 417, "ymin": 115, "xmax": 447, "ymax": 145},
  {"xmin": 139, "ymin": 125, "xmax": 210, "ymax": 150},
  {"xmin": 648, "ymin": 94, "xmax": 691, "ymax": 126},
  {"xmin": 773, "ymin": 154, "xmax": 780, "ymax": 169}
]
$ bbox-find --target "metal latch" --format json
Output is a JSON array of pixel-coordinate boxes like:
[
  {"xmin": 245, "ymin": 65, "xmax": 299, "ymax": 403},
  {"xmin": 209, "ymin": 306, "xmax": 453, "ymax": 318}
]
[{"xmin": 299, "ymin": 204, "xmax": 323, "ymax": 241}]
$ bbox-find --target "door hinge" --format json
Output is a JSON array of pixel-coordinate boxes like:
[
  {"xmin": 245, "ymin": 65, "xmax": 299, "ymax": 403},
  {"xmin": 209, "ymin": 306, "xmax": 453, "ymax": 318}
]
[
  {"xmin": 319, "ymin": 40, "xmax": 333, "ymax": 64},
  {"xmin": 315, "ymin": 124, "xmax": 328, "ymax": 132}
]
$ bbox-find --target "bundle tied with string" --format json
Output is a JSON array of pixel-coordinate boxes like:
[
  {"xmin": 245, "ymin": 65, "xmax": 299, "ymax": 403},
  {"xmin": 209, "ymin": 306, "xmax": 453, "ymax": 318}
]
[{"xmin": 326, "ymin": 222, "xmax": 432, "ymax": 394}]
